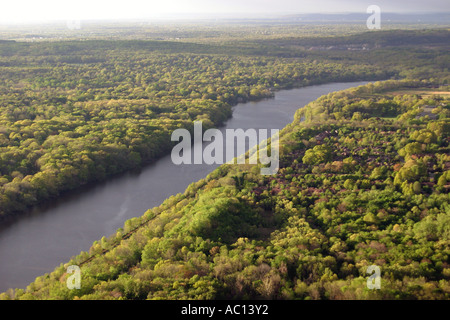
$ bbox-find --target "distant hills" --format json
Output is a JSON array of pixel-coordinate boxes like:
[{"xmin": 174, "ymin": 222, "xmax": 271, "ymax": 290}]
[
  {"xmin": 126, "ymin": 12, "xmax": 450, "ymax": 24},
  {"xmin": 279, "ymin": 12, "xmax": 450, "ymax": 23}
]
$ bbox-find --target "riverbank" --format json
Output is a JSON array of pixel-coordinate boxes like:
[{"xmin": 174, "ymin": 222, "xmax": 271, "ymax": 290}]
[{"xmin": 0, "ymin": 81, "xmax": 369, "ymax": 292}]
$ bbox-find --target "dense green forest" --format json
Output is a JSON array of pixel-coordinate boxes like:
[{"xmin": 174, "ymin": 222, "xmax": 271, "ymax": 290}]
[
  {"xmin": 0, "ymin": 28, "xmax": 448, "ymax": 218},
  {"xmin": 0, "ymin": 26, "xmax": 449, "ymax": 300},
  {"xmin": 0, "ymin": 34, "xmax": 393, "ymax": 218},
  {"xmin": 2, "ymin": 79, "xmax": 449, "ymax": 300}
]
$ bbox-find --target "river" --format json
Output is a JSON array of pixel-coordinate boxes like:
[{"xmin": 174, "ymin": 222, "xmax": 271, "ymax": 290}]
[{"xmin": 0, "ymin": 81, "xmax": 368, "ymax": 292}]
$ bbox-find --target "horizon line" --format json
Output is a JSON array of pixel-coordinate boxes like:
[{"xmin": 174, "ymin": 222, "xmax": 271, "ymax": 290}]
[{"xmin": 1, "ymin": 11, "xmax": 449, "ymax": 25}]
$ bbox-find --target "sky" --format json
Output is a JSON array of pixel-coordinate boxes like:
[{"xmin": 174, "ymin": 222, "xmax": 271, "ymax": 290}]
[{"xmin": 0, "ymin": 0, "xmax": 449, "ymax": 23}]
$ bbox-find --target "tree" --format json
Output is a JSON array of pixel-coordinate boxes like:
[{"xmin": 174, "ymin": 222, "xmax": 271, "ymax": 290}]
[{"xmin": 302, "ymin": 145, "xmax": 332, "ymax": 165}]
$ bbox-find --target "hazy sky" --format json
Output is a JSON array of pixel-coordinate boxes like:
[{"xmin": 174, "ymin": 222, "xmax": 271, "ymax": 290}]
[{"xmin": 0, "ymin": 0, "xmax": 449, "ymax": 23}]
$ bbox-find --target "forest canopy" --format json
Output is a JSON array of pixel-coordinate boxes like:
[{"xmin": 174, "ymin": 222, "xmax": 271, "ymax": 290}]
[
  {"xmin": 0, "ymin": 26, "xmax": 449, "ymax": 300},
  {"xmin": 0, "ymin": 30, "xmax": 413, "ymax": 218},
  {"xmin": 2, "ymin": 79, "xmax": 449, "ymax": 300}
]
